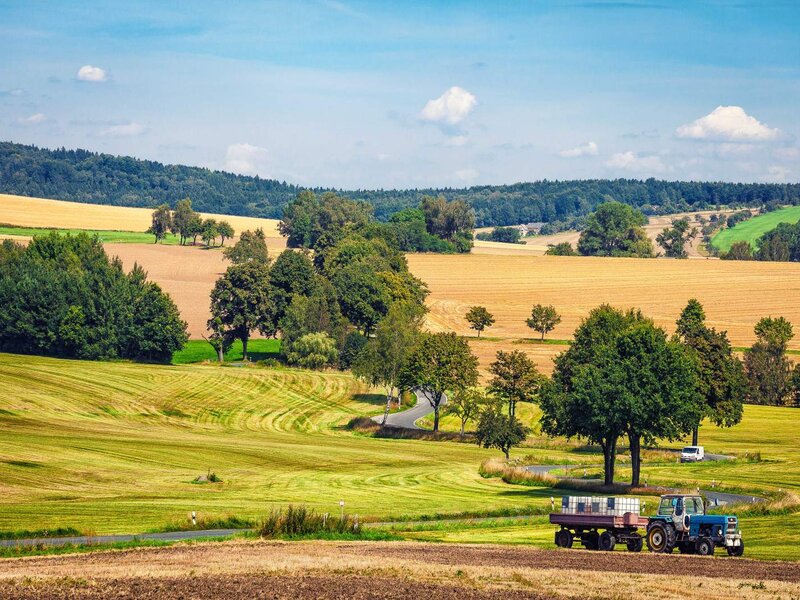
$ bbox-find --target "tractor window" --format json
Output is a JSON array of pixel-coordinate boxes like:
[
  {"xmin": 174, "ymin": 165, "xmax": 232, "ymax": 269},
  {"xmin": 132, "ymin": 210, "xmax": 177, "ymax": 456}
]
[
  {"xmin": 658, "ymin": 497, "xmax": 676, "ymax": 516},
  {"xmin": 685, "ymin": 497, "xmax": 704, "ymax": 515}
]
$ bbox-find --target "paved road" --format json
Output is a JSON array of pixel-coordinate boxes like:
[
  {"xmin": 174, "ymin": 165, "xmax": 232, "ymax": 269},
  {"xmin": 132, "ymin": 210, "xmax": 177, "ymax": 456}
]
[{"xmin": 371, "ymin": 390, "xmax": 439, "ymax": 430}]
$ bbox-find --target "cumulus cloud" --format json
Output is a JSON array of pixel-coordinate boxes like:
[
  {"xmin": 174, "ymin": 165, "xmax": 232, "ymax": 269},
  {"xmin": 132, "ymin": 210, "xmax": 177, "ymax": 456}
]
[
  {"xmin": 559, "ymin": 141, "xmax": 598, "ymax": 158},
  {"xmin": 676, "ymin": 106, "xmax": 783, "ymax": 142},
  {"xmin": 420, "ymin": 86, "xmax": 476, "ymax": 126},
  {"xmin": 605, "ymin": 151, "xmax": 667, "ymax": 174},
  {"xmin": 99, "ymin": 122, "xmax": 147, "ymax": 137},
  {"xmin": 77, "ymin": 65, "xmax": 108, "ymax": 82},
  {"xmin": 455, "ymin": 168, "xmax": 479, "ymax": 183},
  {"xmin": 16, "ymin": 113, "xmax": 46, "ymax": 126},
  {"xmin": 224, "ymin": 143, "xmax": 269, "ymax": 176}
]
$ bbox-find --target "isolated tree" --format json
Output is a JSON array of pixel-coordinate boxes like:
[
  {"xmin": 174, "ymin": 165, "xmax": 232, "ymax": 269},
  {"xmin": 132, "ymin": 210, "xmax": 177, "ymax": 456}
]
[
  {"xmin": 208, "ymin": 261, "xmax": 274, "ymax": 360},
  {"xmin": 545, "ymin": 242, "xmax": 578, "ymax": 256},
  {"xmin": 268, "ymin": 250, "xmax": 317, "ymax": 322},
  {"xmin": 656, "ymin": 218, "xmax": 698, "ymax": 259},
  {"xmin": 285, "ymin": 332, "xmax": 338, "ymax": 370},
  {"xmin": 526, "ymin": 304, "xmax": 561, "ymax": 341},
  {"xmin": 577, "ymin": 202, "xmax": 654, "ymax": 257},
  {"xmin": 400, "ymin": 332, "xmax": 479, "ymax": 431},
  {"xmin": 148, "ymin": 204, "xmax": 173, "ymax": 243},
  {"xmin": 609, "ymin": 323, "xmax": 701, "ymax": 486},
  {"xmin": 540, "ymin": 305, "xmax": 648, "ymax": 485},
  {"xmin": 489, "ymin": 350, "xmax": 541, "ymax": 417},
  {"xmin": 675, "ymin": 299, "xmax": 746, "ymax": 445},
  {"xmin": 723, "ymin": 241, "xmax": 753, "ymax": 261},
  {"xmin": 446, "ymin": 387, "xmax": 490, "ymax": 439},
  {"xmin": 223, "ymin": 228, "xmax": 270, "ymax": 264},
  {"xmin": 217, "ymin": 221, "xmax": 235, "ymax": 246},
  {"xmin": 745, "ymin": 316, "xmax": 795, "ymax": 405},
  {"xmin": 201, "ymin": 219, "xmax": 219, "ymax": 247},
  {"xmin": 476, "ymin": 409, "xmax": 529, "ymax": 459},
  {"xmin": 353, "ymin": 302, "xmax": 425, "ymax": 425},
  {"xmin": 465, "ymin": 306, "xmax": 495, "ymax": 338},
  {"xmin": 172, "ymin": 198, "xmax": 195, "ymax": 245}
]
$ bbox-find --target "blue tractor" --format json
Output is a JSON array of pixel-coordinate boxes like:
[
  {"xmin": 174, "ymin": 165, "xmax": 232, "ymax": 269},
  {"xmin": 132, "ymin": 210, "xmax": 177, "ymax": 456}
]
[{"xmin": 646, "ymin": 494, "xmax": 744, "ymax": 556}]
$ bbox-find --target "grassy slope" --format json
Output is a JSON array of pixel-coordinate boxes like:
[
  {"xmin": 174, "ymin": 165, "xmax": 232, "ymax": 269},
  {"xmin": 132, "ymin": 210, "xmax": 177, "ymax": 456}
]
[
  {"xmin": 711, "ymin": 205, "xmax": 800, "ymax": 252},
  {"xmin": 0, "ymin": 353, "xmax": 576, "ymax": 534},
  {"xmin": 171, "ymin": 339, "xmax": 281, "ymax": 365},
  {"xmin": 0, "ymin": 225, "xmax": 185, "ymax": 244}
]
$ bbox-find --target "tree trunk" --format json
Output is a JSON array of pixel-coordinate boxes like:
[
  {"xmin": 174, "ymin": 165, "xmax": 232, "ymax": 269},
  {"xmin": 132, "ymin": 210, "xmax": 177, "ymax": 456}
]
[
  {"xmin": 477, "ymin": 329, "xmax": 481, "ymax": 338},
  {"xmin": 602, "ymin": 439, "xmax": 617, "ymax": 486},
  {"xmin": 509, "ymin": 400, "xmax": 516, "ymax": 418},
  {"xmin": 629, "ymin": 433, "xmax": 641, "ymax": 487},
  {"xmin": 460, "ymin": 419, "xmax": 465, "ymax": 440},
  {"xmin": 692, "ymin": 425, "xmax": 699, "ymax": 446},
  {"xmin": 541, "ymin": 330, "xmax": 545, "ymax": 341},
  {"xmin": 217, "ymin": 345, "xmax": 224, "ymax": 362},
  {"xmin": 242, "ymin": 336, "xmax": 249, "ymax": 361},
  {"xmin": 433, "ymin": 408, "xmax": 440, "ymax": 432},
  {"xmin": 381, "ymin": 390, "xmax": 392, "ymax": 426},
  {"xmin": 504, "ymin": 446, "xmax": 510, "ymax": 459}
]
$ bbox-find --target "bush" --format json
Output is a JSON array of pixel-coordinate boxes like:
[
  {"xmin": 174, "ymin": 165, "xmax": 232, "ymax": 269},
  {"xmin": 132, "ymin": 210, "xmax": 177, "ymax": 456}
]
[
  {"xmin": 285, "ymin": 332, "xmax": 338, "ymax": 370},
  {"xmin": 259, "ymin": 505, "xmax": 361, "ymax": 538}
]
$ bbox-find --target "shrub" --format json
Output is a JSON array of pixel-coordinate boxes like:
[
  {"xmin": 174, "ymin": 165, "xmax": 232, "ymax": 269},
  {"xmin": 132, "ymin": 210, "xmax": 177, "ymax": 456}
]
[
  {"xmin": 259, "ymin": 505, "xmax": 361, "ymax": 538},
  {"xmin": 285, "ymin": 332, "xmax": 338, "ymax": 370}
]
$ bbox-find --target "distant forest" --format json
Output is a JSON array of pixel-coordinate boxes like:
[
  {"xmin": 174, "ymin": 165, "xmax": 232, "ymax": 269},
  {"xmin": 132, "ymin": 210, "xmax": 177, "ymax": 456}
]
[{"xmin": 2, "ymin": 141, "xmax": 799, "ymax": 228}]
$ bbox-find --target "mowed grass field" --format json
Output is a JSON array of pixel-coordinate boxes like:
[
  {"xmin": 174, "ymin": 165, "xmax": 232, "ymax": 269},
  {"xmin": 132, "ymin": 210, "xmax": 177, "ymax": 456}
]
[
  {"xmin": 0, "ymin": 353, "xmax": 580, "ymax": 534},
  {"xmin": 407, "ymin": 253, "xmax": 800, "ymax": 353},
  {"xmin": 712, "ymin": 205, "xmax": 800, "ymax": 252}
]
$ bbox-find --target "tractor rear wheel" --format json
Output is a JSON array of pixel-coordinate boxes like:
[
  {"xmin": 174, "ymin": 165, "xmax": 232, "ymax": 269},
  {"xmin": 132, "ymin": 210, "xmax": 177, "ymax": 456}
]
[
  {"xmin": 695, "ymin": 537, "xmax": 715, "ymax": 556},
  {"xmin": 626, "ymin": 536, "xmax": 643, "ymax": 552},
  {"xmin": 556, "ymin": 529, "xmax": 574, "ymax": 549},
  {"xmin": 727, "ymin": 540, "xmax": 744, "ymax": 557},
  {"xmin": 599, "ymin": 531, "xmax": 616, "ymax": 551},
  {"xmin": 646, "ymin": 523, "xmax": 669, "ymax": 553}
]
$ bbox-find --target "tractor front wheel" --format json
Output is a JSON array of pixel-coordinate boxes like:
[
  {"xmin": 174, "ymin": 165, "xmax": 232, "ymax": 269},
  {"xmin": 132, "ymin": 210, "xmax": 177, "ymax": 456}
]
[
  {"xmin": 727, "ymin": 540, "xmax": 744, "ymax": 557},
  {"xmin": 695, "ymin": 537, "xmax": 715, "ymax": 556}
]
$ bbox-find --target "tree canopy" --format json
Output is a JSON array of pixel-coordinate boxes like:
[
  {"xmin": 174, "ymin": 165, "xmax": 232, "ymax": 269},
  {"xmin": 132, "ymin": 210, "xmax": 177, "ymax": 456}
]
[{"xmin": 577, "ymin": 202, "xmax": 654, "ymax": 257}]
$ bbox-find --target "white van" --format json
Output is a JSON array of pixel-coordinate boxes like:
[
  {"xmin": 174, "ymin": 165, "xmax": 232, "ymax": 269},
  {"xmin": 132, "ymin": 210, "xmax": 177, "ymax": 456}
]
[{"xmin": 680, "ymin": 446, "xmax": 705, "ymax": 463}]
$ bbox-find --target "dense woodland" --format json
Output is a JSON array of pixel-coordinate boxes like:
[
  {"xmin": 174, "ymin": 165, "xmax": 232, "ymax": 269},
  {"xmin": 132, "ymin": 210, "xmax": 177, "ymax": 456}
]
[{"xmin": 3, "ymin": 141, "xmax": 799, "ymax": 227}]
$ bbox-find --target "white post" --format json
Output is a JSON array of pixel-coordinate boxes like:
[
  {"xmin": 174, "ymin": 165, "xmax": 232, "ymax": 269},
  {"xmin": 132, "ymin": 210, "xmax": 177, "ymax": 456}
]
[
  {"xmin": 339, "ymin": 500, "xmax": 345, "ymax": 521},
  {"xmin": 191, "ymin": 511, "xmax": 196, "ymax": 526}
]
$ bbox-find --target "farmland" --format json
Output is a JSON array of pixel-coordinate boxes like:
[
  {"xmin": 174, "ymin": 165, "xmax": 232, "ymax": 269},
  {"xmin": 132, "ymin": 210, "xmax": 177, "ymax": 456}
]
[
  {"xmin": 712, "ymin": 205, "xmax": 800, "ymax": 252},
  {"xmin": 2, "ymin": 540, "xmax": 800, "ymax": 599}
]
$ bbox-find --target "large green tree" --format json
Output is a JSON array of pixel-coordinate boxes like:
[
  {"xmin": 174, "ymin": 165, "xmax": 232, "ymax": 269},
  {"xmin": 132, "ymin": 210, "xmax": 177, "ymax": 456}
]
[
  {"xmin": 223, "ymin": 228, "xmax": 270, "ymax": 265},
  {"xmin": 446, "ymin": 387, "xmax": 490, "ymax": 439},
  {"xmin": 674, "ymin": 299, "xmax": 746, "ymax": 445},
  {"xmin": 488, "ymin": 350, "xmax": 541, "ymax": 417},
  {"xmin": 279, "ymin": 190, "xmax": 372, "ymax": 250},
  {"xmin": 208, "ymin": 261, "xmax": 274, "ymax": 360},
  {"xmin": 526, "ymin": 304, "xmax": 561, "ymax": 341},
  {"xmin": 656, "ymin": 218, "xmax": 698, "ymax": 258},
  {"xmin": 268, "ymin": 250, "xmax": 317, "ymax": 323},
  {"xmin": 744, "ymin": 316, "xmax": 795, "ymax": 405},
  {"xmin": 577, "ymin": 201, "xmax": 654, "ymax": 257},
  {"xmin": 353, "ymin": 302, "xmax": 425, "ymax": 425},
  {"xmin": 148, "ymin": 204, "xmax": 173, "ymax": 243},
  {"xmin": 475, "ymin": 409, "xmax": 529, "ymax": 459},
  {"xmin": 465, "ymin": 306, "xmax": 495, "ymax": 338},
  {"xmin": 172, "ymin": 198, "xmax": 195, "ymax": 245},
  {"xmin": 400, "ymin": 332, "xmax": 479, "ymax": 431}
]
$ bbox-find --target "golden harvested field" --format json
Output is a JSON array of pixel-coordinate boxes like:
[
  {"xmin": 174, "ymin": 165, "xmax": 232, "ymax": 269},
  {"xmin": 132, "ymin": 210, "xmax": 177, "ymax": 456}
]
[
  {"xmin": 407, "ymin": 253, "xmax": 800, "ymax": 351},
  {"xmin": 1, "ymin": 540, "xmax": 799, "ymax": 600},
  {"xmin": 0, "ymin": 193, "xmax": 284, "ymax": 244}
]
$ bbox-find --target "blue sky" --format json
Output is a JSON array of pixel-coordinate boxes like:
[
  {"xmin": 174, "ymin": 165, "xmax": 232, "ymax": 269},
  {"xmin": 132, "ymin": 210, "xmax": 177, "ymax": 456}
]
[{"xmin": 1, "ymin": 1, "xmax": 798, "ymax": 188}]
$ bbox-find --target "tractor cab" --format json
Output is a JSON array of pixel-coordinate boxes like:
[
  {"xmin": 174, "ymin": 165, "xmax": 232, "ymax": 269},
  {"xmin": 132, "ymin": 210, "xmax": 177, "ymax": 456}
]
[{"xmin": 656, "ymin": 494, "xmax": 705, "ymax": 533}]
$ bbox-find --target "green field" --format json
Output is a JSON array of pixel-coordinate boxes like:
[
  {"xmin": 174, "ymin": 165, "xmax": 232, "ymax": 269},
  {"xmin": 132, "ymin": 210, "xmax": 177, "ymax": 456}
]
[
  {"xmin": 0, "ymin": 352, "xmax": 798, "ymax": 561},
  {"xmin": 171, "ymin": 339, "xmax": 282, "ymax": 365},
  {"xmin": 711, "ymin": 205, "xmax": 800, "ymax": 252},
  {"xmin": 0, "ymin": 225, "xmax": 182, "ymax": 245}
]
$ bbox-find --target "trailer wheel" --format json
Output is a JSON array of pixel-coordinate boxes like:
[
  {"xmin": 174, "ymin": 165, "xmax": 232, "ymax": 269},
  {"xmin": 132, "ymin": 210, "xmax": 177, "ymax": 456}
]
[
  {"xmin": 727, "ymin": 540, "xmax": 744, "ymax": 557},
  {"xmin": 582, "ymin": 532, "xmax": 600, "ymax": 550},
  {"xmin": 556, "ymin": 529, "xmax": 573, "ymax": 549},
  {"xmin": 598, "ymin": 531, "xmax": 616, "ymax": 551},
  {"xmin": 695, "ymin": 537, "xmax": 715, "ymax": 556},
  {"xmin": 626, "ymin": 537, "xmax": 643, "ymax": 553}
]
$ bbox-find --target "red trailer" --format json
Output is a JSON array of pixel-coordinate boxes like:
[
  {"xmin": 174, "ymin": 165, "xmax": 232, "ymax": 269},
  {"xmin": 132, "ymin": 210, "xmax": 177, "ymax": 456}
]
[{"xmin": 550, "ymin": 510, "xmax": 648, "ymax": 551}]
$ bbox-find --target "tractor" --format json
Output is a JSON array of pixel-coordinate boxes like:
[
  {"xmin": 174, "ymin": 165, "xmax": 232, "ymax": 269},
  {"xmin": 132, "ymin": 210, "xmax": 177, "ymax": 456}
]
[{"xmin": 646, "ymin": 494, "xmax": 744, "ymax": 556}]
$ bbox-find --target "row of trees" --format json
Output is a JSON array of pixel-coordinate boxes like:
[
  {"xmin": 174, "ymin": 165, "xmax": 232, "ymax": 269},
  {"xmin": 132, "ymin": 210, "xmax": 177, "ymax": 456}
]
[
  {"xmin": 279, "ymin": 191, "xmax": 475, "ymax": 254},
  {"xmin": 465, "ymin": 304, "xmax": 562, "ymax": 341},
  {"xmin": 148, "ymin": 199, "xmax": 234, "ymax": 246},
  {"xmin": 0, "ymin": 234, "xmax": 188, "ymax": 362}
]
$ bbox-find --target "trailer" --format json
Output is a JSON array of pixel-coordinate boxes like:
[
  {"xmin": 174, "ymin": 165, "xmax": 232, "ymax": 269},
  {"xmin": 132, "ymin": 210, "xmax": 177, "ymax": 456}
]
[{"xmin": 550, "ymin": 507, "xmax": 647, "ymax": 551}]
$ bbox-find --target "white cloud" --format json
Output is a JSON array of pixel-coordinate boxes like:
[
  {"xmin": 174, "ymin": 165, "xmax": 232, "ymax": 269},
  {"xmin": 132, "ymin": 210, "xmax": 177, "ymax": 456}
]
[
  {"xmin": 99, "ymin": 122, "xmax": 147, "ymax": 137},
  {"xmin": 559, "ymin": 141, "xmax": 598, "ymax": 158},
  {"xmin": 77, "ymin": 65, "xmax": 108, "ymax": 82},
  {"xmin": 455, "ymin": 168, "xmax": 479, "ymax": 183},
  {"xmin": 765, "ymin": 165, "xmax": 790, "ymax": 182},
  {"xmin": 16, "ymin": 113, "xmax": 46, "ymax": 125},
  {"xmin": 676, "ymin": 106, "xmax": 783, "ymax": 142},
  {"xmin": 420, "ymin": 86, "xmax": 476, "ymax": 125},
  {"xmin": 774, "ymin": 146, "xmax": 800, "ymax": 160},
  {"xmin": 443, "ymin": 135, "xmax": 469, "ymax": 147},
  {"xmin": 605, "ymin": 151, "xmax": 667, "ymax": 174},
  {"xmin": 224, "ymin": 143, "xmax": 269, "ymax": 176}
]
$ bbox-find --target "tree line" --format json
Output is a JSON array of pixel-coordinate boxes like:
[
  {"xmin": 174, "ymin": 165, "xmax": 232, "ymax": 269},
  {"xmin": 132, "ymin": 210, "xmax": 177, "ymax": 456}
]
[
  {"xmin": 0, "ymin": 234, "xmax": 188, "ymax": 362},
  {"xmin": 4, "ymin": 141, "xmax": 798, "ymax": 227},
  {"xmin": 148, "ymin": 198, "xmax": 234, "ymax": 246}
]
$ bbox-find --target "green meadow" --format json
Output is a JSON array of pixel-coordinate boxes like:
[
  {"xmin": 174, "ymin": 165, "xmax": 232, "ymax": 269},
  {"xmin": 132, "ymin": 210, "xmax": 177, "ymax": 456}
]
[
  {"xmin": 711, "ymin": 205, "xmax": 800, "ymax": 252},
  {"xmin": 0, "ymin": 224, "xmax": 181, "ymax": 245}
]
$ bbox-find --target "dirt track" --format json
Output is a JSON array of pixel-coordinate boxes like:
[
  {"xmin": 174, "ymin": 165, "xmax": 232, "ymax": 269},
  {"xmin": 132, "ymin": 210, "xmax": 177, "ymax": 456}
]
[{"xmin": 1, "ymin": 540, "xmax": 798, "ymax": 599}]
